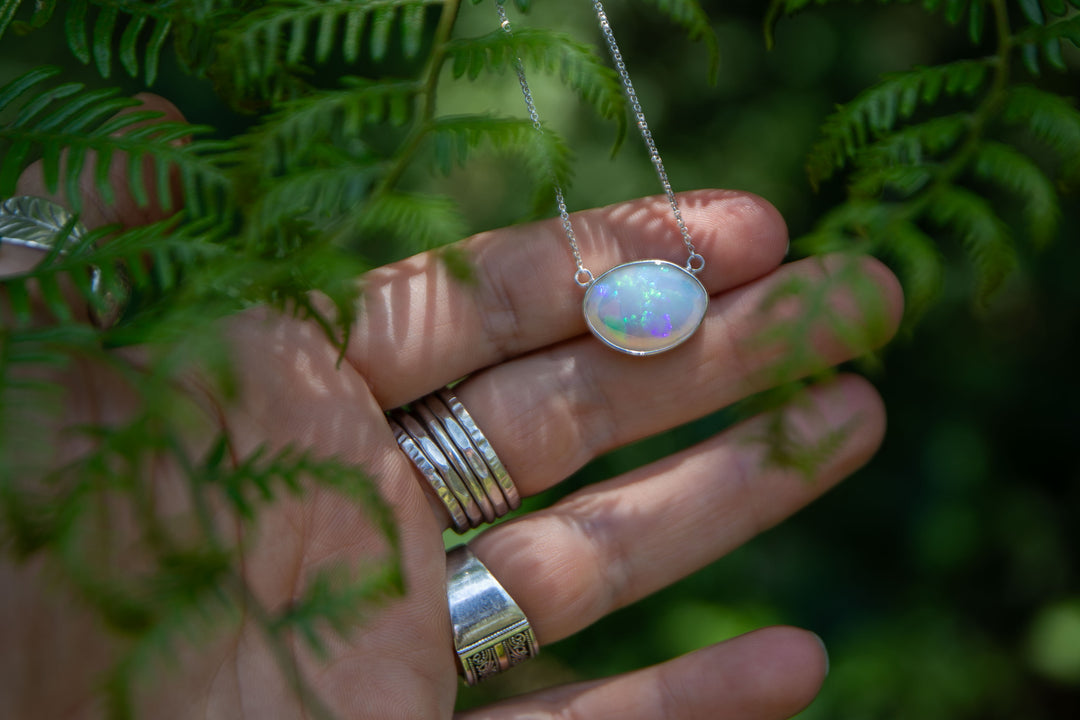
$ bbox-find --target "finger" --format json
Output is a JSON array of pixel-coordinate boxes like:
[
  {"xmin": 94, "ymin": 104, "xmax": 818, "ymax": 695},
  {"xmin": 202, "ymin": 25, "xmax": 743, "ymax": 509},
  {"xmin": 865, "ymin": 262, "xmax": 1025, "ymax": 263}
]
[
  {"xmin": 471, "ymin": 373, "xmax": 886, "ymax": 644},
  {"xmin": 14, "ymin": 93, "xmax": 188, "ymax": 230},
  {"xmin": 351, "ymin": 189, "xmax": 789, "ymax": 408},
  {"xmin": 456, "ymin": 626, "xmax": 827, "ymax": 720},
  {"xmin": 454, "ymin": 253, "xmax": 902, "ymax": 497}
]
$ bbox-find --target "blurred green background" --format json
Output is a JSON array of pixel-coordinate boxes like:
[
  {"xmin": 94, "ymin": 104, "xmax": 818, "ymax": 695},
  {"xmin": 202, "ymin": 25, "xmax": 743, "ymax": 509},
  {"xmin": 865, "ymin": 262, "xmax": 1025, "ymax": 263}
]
[{"xmin": 2, "ymin": 1, "xmax": 1078, "ymax": 718}]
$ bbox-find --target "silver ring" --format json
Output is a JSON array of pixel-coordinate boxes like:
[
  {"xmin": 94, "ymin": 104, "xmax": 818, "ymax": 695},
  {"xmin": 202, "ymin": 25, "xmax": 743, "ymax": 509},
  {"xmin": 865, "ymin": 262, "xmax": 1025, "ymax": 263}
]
[
  {"xmin": 446, "ymin": 545, "xmax": 538, "ymax": 685},
  {"xmin": 387, "ymin": 417, "xmax": 471, "ymax": 533},
  {"xmin": 413, "ymin": 401, "xmax": 496, "ymax": 523},
  {"xmin": 391, "ymin": 409, "xmax": 485, "ymax": 528},
  {"xmin": 438, "ymin": 389, "xmax": 520, "ymax": 512},
  {"xmin": 389, "ymin": 386, "xmax": 521, "ymax": 532},
  {"xmin": 421, "ymin": 394, "xmax": 509, "ymax": 517}
]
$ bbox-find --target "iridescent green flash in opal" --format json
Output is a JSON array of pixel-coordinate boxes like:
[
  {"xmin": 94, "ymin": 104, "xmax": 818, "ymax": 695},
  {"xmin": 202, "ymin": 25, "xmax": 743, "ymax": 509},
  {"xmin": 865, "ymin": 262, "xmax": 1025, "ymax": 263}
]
[{"xmin": 582, "ymin": 260, "xmax": 708, "ymax": 356}]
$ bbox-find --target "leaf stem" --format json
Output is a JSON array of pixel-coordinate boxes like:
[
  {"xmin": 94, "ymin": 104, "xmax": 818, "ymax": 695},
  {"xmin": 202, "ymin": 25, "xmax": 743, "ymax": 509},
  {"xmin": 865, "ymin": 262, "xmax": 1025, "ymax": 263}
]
[{"xmin": 377, "ymin": 0, "xmax": 462, "ymax": 193}]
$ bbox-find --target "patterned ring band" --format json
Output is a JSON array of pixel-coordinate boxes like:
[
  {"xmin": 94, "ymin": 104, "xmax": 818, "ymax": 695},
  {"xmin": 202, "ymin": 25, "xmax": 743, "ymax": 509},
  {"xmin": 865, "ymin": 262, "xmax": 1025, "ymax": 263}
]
[
  {"xmin": 390, "ymin": 387, "xmax": 520, "ymax": 532},
  {"xmin": 446, "ymin": 544, "xmax": 537, "ymax": 685}
]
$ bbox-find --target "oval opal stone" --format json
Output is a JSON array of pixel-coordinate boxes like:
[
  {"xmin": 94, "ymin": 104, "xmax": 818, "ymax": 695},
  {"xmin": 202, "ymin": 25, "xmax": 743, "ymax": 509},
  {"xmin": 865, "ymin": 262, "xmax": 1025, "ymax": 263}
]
[{"xmin": 582, "ymin": 260, "xmax": 708, "ymax": 356}]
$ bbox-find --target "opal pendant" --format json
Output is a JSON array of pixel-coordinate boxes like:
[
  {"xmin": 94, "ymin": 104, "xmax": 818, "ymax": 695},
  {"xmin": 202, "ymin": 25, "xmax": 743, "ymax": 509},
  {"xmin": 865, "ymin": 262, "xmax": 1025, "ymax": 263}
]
[{"xmin": 582, "ymin": 259, "xmax": 708, "ymax": 356}]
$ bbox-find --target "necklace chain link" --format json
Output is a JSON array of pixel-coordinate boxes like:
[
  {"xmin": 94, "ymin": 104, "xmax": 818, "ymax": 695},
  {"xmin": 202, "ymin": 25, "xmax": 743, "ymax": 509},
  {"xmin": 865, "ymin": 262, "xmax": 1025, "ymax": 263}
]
[{"xmin": 496, "ymin": 0, "xmax": 702, "ymax": 287}]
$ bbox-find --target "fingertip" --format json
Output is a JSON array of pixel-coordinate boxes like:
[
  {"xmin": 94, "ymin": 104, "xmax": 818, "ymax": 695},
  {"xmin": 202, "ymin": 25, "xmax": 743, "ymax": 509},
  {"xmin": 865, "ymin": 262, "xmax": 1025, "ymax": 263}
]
[
  {"xmin": 735, "ymin": 626, "xmax": 830, "ymax": 716},
  {"xmin": 684, "ymin": 189, "xmax": 790, "ymax": 289},
  {"xmin": 859, "ymin": 254, "xmax": 906, "ymax": 341}
]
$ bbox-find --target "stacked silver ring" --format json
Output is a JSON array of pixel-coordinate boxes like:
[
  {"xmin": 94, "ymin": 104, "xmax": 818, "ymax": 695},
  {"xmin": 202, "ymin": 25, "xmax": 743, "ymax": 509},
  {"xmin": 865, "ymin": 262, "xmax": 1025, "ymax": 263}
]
[{"xmin": 389, "ymin": 388, "xmax": 520, "ymax": 533}]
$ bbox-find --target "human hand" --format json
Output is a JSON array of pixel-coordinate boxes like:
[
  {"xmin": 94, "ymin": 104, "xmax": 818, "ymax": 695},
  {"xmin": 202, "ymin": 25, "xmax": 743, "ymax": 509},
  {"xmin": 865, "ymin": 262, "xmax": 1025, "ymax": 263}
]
[{"xmin": 1, "ymin": 97, "xmax": 903, "ymax": 720}]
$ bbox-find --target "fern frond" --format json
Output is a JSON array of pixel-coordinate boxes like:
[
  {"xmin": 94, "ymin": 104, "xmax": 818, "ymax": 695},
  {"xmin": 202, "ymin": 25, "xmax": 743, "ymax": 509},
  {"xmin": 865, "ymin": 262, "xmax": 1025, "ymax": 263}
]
[
  {"xmin": 217, "ymin": 0, "xmax": 441, "ymax": 95},
  {"xmin": 0, "ymin": 69, "xmax": 232, "ymax": 218},
  {"xmin": 970, "ymin": 140, "xmax": 1060, "ymax": 246},
  {"xmin": 244, "ymin": 78, "xmax": 420, "ymax": 173},
  {"xmin": 806, "ymin": 60, "xmax": 990, "ymax": 188},
  {"xmin": 344, "ymin": 191, "xmax": 467, "ymax": 254},
  {"xmin": 882, "ymin": 220, "xmax": 945, "ymax": 323},
  {"xmin": 430, "ymin": 113, "xmax": 571, "ymax": 183},
  {"xmin": 57, "ymin": 0, "xmax": 174, "ymax": 84},
  {"xmin": 446, "ymin": 27, "xmax": 627, "ymax": 132},
  {"xmin": 999, "ymin": 85, "xmax": 1080, "ymax": 165},
  {"xmin": 794, "ymin": 200, "xmax": 897, "ymax": 255},
  {"xmin": 246, "ymin": 160, "xmax": 380, "ymax": 241},
  {"xmin": 922, "ymin": 185, "xmax": 1016, "ymax": 303},
  {"xmin": 0, "ymin": 0, "xmax": 20, "ymax": 41},
  {"xmin": 1015, "ymin": 12, "xmax": 1080, "ymax": 75},
  {"xmin": 765, "ymin": 0, "xmax": 988, "ymax": 48},
  {"xmin": 638, "ymin": 0, "xmax": 719, "ymax": 81},
  {"xmin": 1016, "ymin": 0, "xmax": 1080, "ymax": 26},
  {"xmin": 849, "ymin": 164, "xmax": 935, "ymax": 198},
  {"xmin": 272, "ymin": 561, "xmax": 402, "ymax": 658},
  {"xmin": 860, "ymin": 114, "xmax": 971, "ymax": 165}
]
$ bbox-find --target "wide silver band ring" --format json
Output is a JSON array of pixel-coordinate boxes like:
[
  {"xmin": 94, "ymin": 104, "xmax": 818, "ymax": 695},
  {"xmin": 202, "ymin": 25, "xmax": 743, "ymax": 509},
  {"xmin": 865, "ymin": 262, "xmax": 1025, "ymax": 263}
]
[
  {"xmin": 446, "ymin": 545, "xmax": 537, "ymax": 685},
  {"xmin": 390, "ymin": 387, "xmax": 521, "ymax": 532}
]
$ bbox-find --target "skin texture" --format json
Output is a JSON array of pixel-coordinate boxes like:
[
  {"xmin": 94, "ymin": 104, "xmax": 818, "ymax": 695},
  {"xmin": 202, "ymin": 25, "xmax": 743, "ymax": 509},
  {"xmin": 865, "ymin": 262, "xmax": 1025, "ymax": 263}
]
[{"xmin": 0, "ymin": 96, "xmax": 904, "ymax": 719}]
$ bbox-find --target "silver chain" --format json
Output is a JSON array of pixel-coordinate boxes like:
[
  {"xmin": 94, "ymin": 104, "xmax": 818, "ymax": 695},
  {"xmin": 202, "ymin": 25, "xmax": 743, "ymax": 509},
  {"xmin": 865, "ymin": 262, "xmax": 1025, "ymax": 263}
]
[{"xmin": 496, "ymin": 0, "xmax": 703, "ymax": 287}]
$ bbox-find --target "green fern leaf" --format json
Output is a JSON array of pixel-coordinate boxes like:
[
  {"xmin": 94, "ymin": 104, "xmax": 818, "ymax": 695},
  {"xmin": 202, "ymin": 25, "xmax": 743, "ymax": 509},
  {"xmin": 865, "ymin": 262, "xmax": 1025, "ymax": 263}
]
[
  {"xmin": 0, "ymin": 0, "xmax": 20, "ymax": 41},
  {"xmin": 428, "ymin": 114, "xmax": 573, "ymax": 199},
  {"xmin": 1018, "ymin": 0, "xmax": 1046, "ymax": 24},
  {"xmin": 247, "ymin": 160, "xmax": 380, "ymax": 241},
  {"xmin": 272, "ymin": 561, "xmax": 402, "ymax": 659},
  {"xmin": 638, "ymin": 0, "xmax": 719, "ymax": 81},
  {"xmin": 794, "ymin": 200, "xmax": 896, "ymax": 255},
  {"xmin": 218, "ymin": 0, "xmax": 440, "ymax": 93},
  {"xmin": 859, "ymin": 113, "xmax": 971, "ymax": 167},
  {"xmin": 446, "ymin": 28, "xmax": 627, "ymax": 135},
  {"xmin": 243, "ymin": 78, "xmax": 420, "ymax": 173},
  {"xmin": 883, "ymin": 220, "xmax": 945, "ymax": 323},
  {"xmin": 807, "ymin": 60, "xmax": 990, "ymax": 187},
  {"xmin": 345, "ymin": 191, "xmax": 467, "ymax": 253},
  {"xmin": 50, "ymin": 1, "xmax": 175, "ymax": 84},
  {"xmin": 0, "ymin": 69, "xmax": 231, "ymax": 217},
  {"xmin": 922, "ymin": 185, "xmax": 1016, "ymax": 303},
  {"xmin": 765, "ymin": 0, "xmax": 986, "ymax": 48},
  {"xmin": 1015, "ymin": 14, "xmax": 1080, "ymax": 74},
  {"xmin": 65, "ymin": 0, "xmax": 91, "ymax": 64},
  {"xmin": 999, "ymin": 85, "xmax": 1080, "ymax": 165},
  {"xmin": 970, "ymin": 141, "xmax": 1060, "ymax": 246},
  {"xmin": 849, "ymin": 164, "xmax": 935, "ymax": 198}
]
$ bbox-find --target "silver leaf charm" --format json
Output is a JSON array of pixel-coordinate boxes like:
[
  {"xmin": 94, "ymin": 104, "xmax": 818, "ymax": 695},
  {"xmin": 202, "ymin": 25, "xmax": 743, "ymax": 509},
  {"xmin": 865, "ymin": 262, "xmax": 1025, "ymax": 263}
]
[
  {"xmin": 0, "ymin": 196, "xmax": 87, "ymax": 252},
  {"xmin": 0, "ymin": 196, "xmax": 125, "ymax": 327}
]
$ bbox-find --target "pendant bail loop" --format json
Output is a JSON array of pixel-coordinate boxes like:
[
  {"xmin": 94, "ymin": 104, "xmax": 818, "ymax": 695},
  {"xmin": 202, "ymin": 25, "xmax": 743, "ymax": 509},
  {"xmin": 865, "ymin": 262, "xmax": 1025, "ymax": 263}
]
[
  {"xmin": 686, "ymin": 253, "xmax": 705, "ymax": 274},
  {"xmin": 574, "ymin": 268, "xmax": 594, "ymax": 287}
]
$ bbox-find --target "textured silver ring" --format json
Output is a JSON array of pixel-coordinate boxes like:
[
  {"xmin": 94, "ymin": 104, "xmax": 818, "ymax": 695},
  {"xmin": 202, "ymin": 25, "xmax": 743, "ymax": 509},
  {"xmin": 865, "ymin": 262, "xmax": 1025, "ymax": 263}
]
[
  {"xmin": 421, "ymin": 394, "xmax": 510, "ymax": 517},
  {"xmin": 387, "ymin": 417, "xmax": 470, "ymax": 533},
  {"xmin": 389, "ymin": 386, "xmax": 521, "ymax": 532},
  {"xmin": 446, "ymin": 545, "xmax": 538, "ymax": 685},
  {"xmin": 413, "ymin": 401, "xmax": 496, "ymax": 523},
  {"xmin": 391, "ymin": 410, "xmax": 485, "ymax": 528},
  {"xmin": 438, "ymin": 389, "xmax": 520, "ymax": 512}
]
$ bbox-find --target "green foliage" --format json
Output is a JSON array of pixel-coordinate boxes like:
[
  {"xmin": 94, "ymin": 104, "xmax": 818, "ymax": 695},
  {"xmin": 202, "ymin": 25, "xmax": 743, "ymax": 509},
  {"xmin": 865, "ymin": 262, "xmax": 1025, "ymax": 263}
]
[{"xmin": 769, "ymin": 0, "xmax": 1080, "ymax": 324}]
